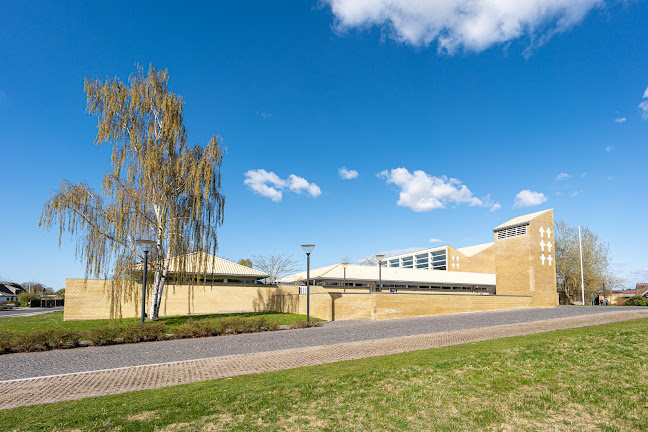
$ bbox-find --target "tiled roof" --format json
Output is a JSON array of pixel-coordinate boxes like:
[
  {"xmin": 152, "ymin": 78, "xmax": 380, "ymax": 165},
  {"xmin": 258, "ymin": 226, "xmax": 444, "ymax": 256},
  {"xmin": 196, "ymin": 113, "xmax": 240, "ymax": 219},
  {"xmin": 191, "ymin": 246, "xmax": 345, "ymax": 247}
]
[
  {"xmin": 279, "ymin": 264, "xmax": 495, "ymax": 286},
  {"xmin": 493, "ymin": 209, "xmax": 552, "ymax": 231},
  {"xmin": 456, "ymin": 242, "xmax": 494, "ymax": 257},
  {"xmin": 136, "ymin": 253, "xmax": 269, "ymax": 278}
]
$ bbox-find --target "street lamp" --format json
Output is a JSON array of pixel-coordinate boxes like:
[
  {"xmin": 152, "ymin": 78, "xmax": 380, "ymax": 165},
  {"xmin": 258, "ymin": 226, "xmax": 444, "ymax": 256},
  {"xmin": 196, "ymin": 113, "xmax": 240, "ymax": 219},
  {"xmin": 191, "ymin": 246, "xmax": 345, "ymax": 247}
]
[
  {"xmin": 341, "ymin": 262, "xmax": 349, "ymax": 293},
  {"xmin": 301, "ymin": 244, "xmax": 315, "ymax": 323},
  {"xmin": 136, "ymin": 239, "xmax": 156, "ymax": 324},
  {"xmin": 375, "ymin": 254, "xmax": 385, "ymax": 293}
]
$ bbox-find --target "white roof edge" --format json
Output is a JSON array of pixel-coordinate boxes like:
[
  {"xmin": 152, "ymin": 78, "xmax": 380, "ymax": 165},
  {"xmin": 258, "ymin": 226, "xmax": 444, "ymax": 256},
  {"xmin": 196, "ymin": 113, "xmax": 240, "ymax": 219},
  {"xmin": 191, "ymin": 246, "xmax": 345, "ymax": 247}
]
[{"xmin": 493, "ymin": 209, "xmax": 552, "ymax": 231}]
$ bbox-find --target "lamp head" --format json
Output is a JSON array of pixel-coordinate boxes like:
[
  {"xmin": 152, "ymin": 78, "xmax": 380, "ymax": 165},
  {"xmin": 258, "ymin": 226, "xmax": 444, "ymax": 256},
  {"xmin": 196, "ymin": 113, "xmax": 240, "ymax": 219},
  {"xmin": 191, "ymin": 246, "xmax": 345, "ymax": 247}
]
[
  {"xmin": 301, "ymin": 244, "xmax": 316, "ymax": 255},
  {"xmin": 136, "ymin": 239, "xmax": 156, "ymax": 253},
  {"xmin": 341, "ymin": 262, "xmax": 349, "ymax": 269},
  {"xmin": 375, "ymin": 254, "xmax": 385, "ymax": 262}
]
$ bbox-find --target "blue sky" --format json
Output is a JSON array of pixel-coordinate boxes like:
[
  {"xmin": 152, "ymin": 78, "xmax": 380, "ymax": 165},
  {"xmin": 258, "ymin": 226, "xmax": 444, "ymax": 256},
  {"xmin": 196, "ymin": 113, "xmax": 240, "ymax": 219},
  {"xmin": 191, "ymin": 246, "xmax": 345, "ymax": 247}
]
[{"xmin": 1, "ymin": 0, "xmax": 647, "ymax": 289}]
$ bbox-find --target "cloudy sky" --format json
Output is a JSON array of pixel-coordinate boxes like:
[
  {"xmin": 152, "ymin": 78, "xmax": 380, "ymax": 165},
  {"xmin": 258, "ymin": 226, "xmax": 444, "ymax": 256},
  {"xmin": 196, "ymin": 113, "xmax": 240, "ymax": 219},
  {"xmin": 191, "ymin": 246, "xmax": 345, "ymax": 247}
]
[{"xmin": 1, "ymin": 1, "xmax": 647, "ymax": 288}]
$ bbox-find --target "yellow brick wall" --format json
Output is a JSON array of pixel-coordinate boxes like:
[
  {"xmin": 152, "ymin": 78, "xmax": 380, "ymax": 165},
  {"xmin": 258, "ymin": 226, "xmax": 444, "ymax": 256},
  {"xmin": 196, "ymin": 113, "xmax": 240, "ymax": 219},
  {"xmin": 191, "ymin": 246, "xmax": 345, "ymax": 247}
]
[
  {"xmin": 494, "ymin": 210, "xmax": 558, "ymax": 307},
  {"xmin": 373, "ymin": 292, "xmax": 532, "ymax": 320},
  {"xmin": 64, "ymin": 279, "xmax": 300, "ymax": 320},
  {"xmin": 446, "ymin": 245, "xmax": 496, "ymax": 274}
]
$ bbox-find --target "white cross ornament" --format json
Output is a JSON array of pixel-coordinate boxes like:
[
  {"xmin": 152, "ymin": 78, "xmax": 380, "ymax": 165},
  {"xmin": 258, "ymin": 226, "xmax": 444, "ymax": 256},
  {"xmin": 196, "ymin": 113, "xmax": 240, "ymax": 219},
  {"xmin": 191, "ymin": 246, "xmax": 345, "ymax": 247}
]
[
  {"xmin": 456, "ymin": 263, "xmax": 460, "ymax": 269},
  {"xmin": 546, "ymin": 242, "xmax": 552, "ymax": 252},
  {"xmin": 452, "ymin": 256, "xmax": 455, "ymax": 262},
  {"xmin": 540, "ymin": 254, "xmax": 546, "ymax": 265},
  {"xmin": 539, "ymin": 227, "xmax": 545, "ymax": 237},
  {"xmin": 548, "ymin": 256, "xmax": 553, "ymax": 266},
  {"xmin": 540, "ymin": 240, "xmax": 546, "ymax": 251},
  {"xmin": 452, "ymin": 263, "xmax": 455, "ymax": 269},
  {"xmin": 546, "ymin": 228, "xmax": 552, "ymax": 239},
  {"xmin": 456, "ymin": 256, "xmax": 460, "ymax": 261}
]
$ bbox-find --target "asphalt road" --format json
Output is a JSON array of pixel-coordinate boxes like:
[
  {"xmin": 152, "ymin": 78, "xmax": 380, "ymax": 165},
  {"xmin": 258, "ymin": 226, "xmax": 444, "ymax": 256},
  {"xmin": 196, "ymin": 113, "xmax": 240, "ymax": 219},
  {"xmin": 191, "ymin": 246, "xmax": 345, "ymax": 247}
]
[
  {"xmin": 2, "ymin": 306, "xmax": 644, "ymax": 381},
  {"xmin": 0, "ymin": 307, "xmax": 64, "ymax": 318}
]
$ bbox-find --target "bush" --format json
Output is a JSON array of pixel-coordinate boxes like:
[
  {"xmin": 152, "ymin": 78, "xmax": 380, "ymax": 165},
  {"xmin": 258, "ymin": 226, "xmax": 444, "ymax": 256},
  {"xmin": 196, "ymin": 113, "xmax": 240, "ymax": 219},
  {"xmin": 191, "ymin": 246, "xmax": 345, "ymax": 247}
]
[
  {"xmin": 175, "ymin": 319, "xmax": 219, "ymax": 338},
  {"xmin": 624, "ymin": 296, "xmax": 647, "ymax": 306},
  {"xmin": 17, "ymin": 292, "xmax": 38, "ymax": 307},
  {"xmin": 86, "ymin": 326, "xmax": 125, "ymax": 345}
]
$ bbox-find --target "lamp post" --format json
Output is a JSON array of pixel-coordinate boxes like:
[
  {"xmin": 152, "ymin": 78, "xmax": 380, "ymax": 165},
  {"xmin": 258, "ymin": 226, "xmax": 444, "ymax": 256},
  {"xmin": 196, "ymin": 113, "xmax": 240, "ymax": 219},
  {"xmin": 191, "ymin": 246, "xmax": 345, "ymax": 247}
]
[
  {"xmin": 375, "ymin": 254, "xmax": 385, "ymax": 293},
  {"xmin": 136, "ymin": 239, "xmax": 156, "ymax": 324},
  {"xmin": 301, "ymin": 244, "xmax": 315, "ymax": 323},
  {"xmin": 341, "ymin": 262, "xmax": 349, "ymax": 293}
]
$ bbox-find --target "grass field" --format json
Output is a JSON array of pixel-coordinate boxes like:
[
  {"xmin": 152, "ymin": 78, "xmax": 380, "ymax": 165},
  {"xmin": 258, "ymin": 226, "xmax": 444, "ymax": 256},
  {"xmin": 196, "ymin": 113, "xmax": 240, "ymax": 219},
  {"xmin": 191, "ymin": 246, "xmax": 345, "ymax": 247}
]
[
  {"xmin": 0, "ymin": 311, "xmax": 321, "ymax": 354},
  {"xmin": 1, "ymin": 318, "xmax": 648, "ymax": 431},
  {"xmin": 0, "ymin": 311, "xmax": 315, "ymax": 335}
]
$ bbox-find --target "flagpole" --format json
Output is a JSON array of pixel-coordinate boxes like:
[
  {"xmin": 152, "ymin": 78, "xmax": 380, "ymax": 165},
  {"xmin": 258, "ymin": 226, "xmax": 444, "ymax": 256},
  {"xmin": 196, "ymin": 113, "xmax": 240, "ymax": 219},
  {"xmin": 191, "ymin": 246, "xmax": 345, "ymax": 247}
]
[{"xmin": 579, "ymin": 225, "xmax": 585, "ymax": 305}]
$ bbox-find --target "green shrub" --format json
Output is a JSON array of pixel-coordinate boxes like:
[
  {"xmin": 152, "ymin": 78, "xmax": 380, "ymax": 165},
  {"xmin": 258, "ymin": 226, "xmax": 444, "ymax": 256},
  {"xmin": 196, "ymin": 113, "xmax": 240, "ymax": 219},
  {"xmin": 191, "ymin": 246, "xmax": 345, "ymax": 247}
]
[
  {"xmin": 43, "ymin": 328, "xmax": 81, "ymax": 348},
  {"xmin": 17, "ymin": 292, "xmax": 38, "ymax": 307},
  {"xmin": 0, "ymin": 332, "xmax": 15, "ymax": 354},
  {"xmin": 625, "ymin": 296, "xmax": 647, "ymax": 306},
  {"xmin": 175, "ymin": 319, "xmax": 219, "ymax": 338},
  {"xmin": 86, "ymin": 326, "xmax": 124, "ymax": 345}
]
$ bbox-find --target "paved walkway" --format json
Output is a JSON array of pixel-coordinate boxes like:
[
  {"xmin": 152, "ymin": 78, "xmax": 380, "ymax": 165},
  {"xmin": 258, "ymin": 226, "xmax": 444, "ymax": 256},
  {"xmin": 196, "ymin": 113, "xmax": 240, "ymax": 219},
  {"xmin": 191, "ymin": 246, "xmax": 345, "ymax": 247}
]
[
  {"xmin": 0, "ymin": 306, "xmax": 63, "ymax": 318},
  {"xmin": 1, "ymin": 308, "xmax": 647, "ymax": 410}
]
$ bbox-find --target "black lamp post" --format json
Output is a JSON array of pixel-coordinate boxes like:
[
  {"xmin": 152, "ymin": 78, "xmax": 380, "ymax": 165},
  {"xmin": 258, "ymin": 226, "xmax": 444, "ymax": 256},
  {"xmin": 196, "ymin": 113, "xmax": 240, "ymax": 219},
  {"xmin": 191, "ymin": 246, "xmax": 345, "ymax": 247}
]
[
  {"xmin": 341, "ymin": 262, "xmax": 349, "ymax": 293},
  {"xmin": 136, "ymin": 239, "xmax": 156, "ymax": 324},
  {"xmin": 301, "ymin": 244, "xmax": 315, "ymax": 323},
  {"xmin": 375, "ymin": 254, "xmax": 385, "ymax": 293}
]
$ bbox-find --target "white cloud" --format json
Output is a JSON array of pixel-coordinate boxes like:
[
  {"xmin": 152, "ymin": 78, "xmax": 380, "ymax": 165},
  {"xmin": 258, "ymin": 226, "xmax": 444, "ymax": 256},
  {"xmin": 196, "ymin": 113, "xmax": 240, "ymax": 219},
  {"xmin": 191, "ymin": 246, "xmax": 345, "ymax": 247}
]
[
  {"xmin": 621, "ymin": 268, "xmax": 648, "ymax": 287},
  {"xmin": 244, "ymin": 169, "xmax": 321, "ymax": 202},
  {"xmin": 555, "ymin": 172, "xmax": 570, "ymax": 181},
  {"xmin": 256, "ymin": 111, "xmax": 272, "ymax": 120},
  {"xmin": 615, "ymin": 117, "xmax": 626, "ymax": 124},
  {"xmin": 325, "ymin": 0, "xmax": 603, "ymax": 54},
  {"xmin": 338, "ymin": 166, "xmax": 359, "ymax": 180},
  {"xmin": 580, "ymin": 172, "xmax": 588, "ymax": 178},
  {"xmin": 570, "ymin": 190, "xmax": 581, "ymax": 197},
  {"xmin": 605, "ymin": 145, "xmax": 614, "ymax": 152},
  {"xmin": 379, "ymin": 168, "xmax": 485, "ymax": 212},
  {"xmin": 287, "ymin": 174, "xmax": 322, "ymax": 197},
  {"xmin": 429, "ymin": 238, "xmax": 442, "ymax": 244},
  {"xmin": 489, "ymin": 203, "xmax": 502, "ymax": 212},
  {"xmin": 513, "ymin": 189, "xmax": 547, "ymax": 208},
  {"xmin": 640, "ymin": 86, "xmax": 648, "ymax": 119}
]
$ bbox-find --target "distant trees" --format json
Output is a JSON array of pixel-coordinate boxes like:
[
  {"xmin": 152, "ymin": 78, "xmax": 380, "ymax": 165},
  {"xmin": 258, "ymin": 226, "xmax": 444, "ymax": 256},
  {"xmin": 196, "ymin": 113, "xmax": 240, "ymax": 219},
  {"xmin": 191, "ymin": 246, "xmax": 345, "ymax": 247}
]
[
  {"xmin": 252, "ymin": 254, "xmax": 300, "ymax": 283},
  {"xmin": 358, "ymin": 256, "xmax": 377, "ymax": 266},
  {"xmin": 39, "ymin": 65, "xmax": 225, "ymax": 320},
  {"xmin": 555, "ymin": 220, "xmax": 623, "ymax": 304},
  {"xmin": 21, "ymin": 282, "xmax": 54, "ymax": 295},
  {"xmin": 237, "ymin": 259, "xmax": 253, "ymax": 268}
]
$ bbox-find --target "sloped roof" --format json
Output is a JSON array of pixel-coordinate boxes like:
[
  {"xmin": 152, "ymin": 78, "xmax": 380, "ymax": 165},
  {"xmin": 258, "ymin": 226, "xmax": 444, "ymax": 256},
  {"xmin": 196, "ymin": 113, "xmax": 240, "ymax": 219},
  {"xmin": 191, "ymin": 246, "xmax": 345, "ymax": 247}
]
[
  {"xmin": 493, "ymin": 209, "xmax": 552, "ymax": 231},
  {"xmin": 279, "ymin": 263, "xmax": 495, "ymax": 286},
  {"xmin": 0, "ymin": 283, "xmax": 24, "ymax": 296},
  {"xmin": 456, "ymin": 242, "xmax": 494, "ymax": 257},
  {"xmin": 137, "ymin": 252, "xmax": 269, "ymax": 278}
]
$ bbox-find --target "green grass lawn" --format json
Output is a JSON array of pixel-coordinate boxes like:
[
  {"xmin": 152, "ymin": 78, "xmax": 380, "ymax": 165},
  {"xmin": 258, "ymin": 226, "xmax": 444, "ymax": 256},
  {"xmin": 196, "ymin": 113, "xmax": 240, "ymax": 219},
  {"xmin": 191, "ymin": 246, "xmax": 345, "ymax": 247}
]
[
  {"xmin": 0, "ymin": 311, "xmax": 317, "ymax": 335},
  {"xmin": 2, "ymin": 318, "xmax": 648, "ymax": 431}
]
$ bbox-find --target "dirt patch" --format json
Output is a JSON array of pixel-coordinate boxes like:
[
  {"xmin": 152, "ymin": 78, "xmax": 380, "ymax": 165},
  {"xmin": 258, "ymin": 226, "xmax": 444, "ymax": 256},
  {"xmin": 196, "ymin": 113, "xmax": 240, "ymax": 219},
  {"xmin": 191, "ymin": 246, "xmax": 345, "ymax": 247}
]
[{"xmin": 126, "ymin": 410, "xmax": 158, "ymax": 421}]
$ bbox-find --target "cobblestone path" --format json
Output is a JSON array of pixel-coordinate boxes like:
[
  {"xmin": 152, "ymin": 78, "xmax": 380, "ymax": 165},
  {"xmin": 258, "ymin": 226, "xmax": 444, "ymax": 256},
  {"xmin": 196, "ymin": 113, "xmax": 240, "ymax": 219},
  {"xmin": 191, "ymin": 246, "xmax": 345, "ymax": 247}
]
[{"xmin": 1, "ymin": 309, "xmax": 646, "ymax": 410}]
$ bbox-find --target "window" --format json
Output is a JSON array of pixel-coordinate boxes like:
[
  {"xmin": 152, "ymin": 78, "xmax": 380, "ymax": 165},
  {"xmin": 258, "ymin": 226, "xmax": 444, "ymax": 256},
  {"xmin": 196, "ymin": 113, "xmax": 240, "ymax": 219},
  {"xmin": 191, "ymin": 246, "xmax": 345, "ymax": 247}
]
[{"xmin": 496, "ymin": 225, "xmax": 527, "ymax": 240}]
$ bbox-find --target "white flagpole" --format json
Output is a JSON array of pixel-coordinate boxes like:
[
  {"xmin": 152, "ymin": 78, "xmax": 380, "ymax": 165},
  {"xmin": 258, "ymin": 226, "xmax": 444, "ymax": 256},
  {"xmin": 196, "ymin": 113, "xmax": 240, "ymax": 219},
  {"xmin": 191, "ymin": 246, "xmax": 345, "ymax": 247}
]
[{"xmin": 579, "ymin": 225, "xmax": 586, "ymax": 305}]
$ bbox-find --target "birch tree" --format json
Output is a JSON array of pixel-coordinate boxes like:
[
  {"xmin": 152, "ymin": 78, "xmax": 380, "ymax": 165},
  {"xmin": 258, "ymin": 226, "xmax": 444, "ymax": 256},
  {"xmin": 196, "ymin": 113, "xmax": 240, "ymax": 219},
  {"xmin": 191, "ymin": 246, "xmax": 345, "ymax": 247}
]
[{"xmin": 39, "ymin": 65, "xmax": 225, "ymax": 319}]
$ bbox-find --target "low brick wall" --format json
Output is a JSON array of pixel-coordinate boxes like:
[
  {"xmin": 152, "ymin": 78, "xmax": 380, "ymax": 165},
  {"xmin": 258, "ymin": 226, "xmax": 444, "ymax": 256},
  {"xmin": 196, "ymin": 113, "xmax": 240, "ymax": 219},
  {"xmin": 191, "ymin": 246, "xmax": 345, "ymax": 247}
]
[
  {"xmin": 64, "ymin": 279, "xmax": 299, "ymax": 320},
  {"xmin": 268, "ymin": 291, "xmax": 536, "ymax": 321}
]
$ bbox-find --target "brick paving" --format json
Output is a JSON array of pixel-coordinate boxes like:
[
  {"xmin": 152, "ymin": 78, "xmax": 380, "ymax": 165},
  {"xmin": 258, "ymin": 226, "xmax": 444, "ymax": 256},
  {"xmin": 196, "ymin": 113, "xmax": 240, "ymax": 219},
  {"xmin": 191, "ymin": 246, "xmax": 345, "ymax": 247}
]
[{"xmin": 1, "ymin": 309, "xmax": 647, "ymax": 410}]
